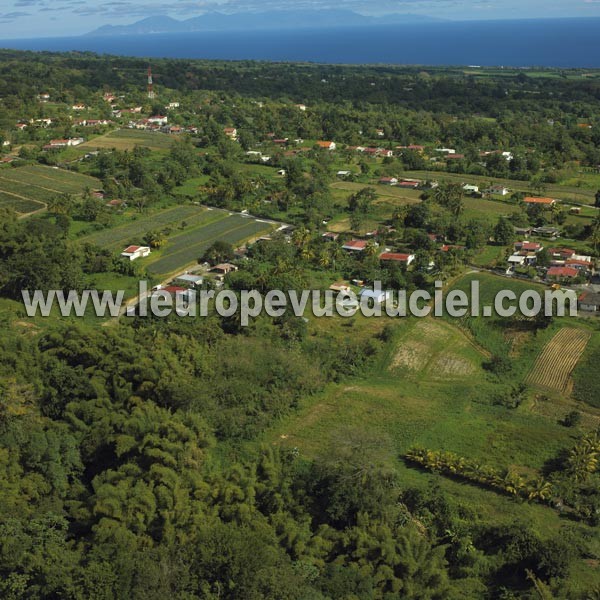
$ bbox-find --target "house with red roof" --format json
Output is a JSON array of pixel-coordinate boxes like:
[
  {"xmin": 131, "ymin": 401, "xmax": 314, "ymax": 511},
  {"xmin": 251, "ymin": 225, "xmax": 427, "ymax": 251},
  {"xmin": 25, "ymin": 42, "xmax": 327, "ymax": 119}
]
[
  {"xmin": 363, "ymin": 147, "xmax": 380, "ymax": 156},
  {"xmin": 106, "ymin": 199, "xmax": 125, "ymax": 208},
  {"xmin": 316, "ymin": 141, "xmax": 336, "ymax": 151},
  {"xmin": 547, "ymin": 248, "xmax": 576, "ymax": 261},
  {"xmin": 397, "ymin": 145, "xmax": 425, "ymax": 152},
  {"xmin": 515, "ymin": 241, "xmax": 543, "ymax": 252},
  {"xmin": 566, "ymin": 255, "xmax": 594, "ymax": 271},
  {"xmin": 398, "ymin": 179, "xmax": 421, "ymax": 189},
  {"xmin": 379, "ymin": 252, "xmax": 415, "ymax": 265},
  {"xmin": 547, "ymin": 266, "xmax": 579, "ymax": 280},
  {"xmin": 342, "ymin": 240, "xmax": 369, "ymax": 252},
  {"xmin": 524, "ymin": 196, "xmax": 556, "ymax": 206},
  {"xmin": 121, "ymin": 245, "xmax": 151, "ymax": 261}
]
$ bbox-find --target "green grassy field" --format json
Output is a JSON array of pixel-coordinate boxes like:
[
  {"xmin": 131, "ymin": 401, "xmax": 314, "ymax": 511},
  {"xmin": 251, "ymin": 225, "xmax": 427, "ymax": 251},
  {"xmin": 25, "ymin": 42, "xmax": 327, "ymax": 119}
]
[
  {"xmin": 80, "ymin": 129, "xmax": 175, "ymax": 152},
  {"xmin": 403, "ymin": 170, "xmax": 599, "ymax": 205},
  {"xmin": 329, "ymin": 180, "xmax": 516, "ymax": 231},
  {"xmin": 0, "ymin": 165, "xmax": 100, "ymax": 215},
  {"xmin": 172, "ymin": 176, "xmax": 211, "ymax": 196},
  {"xmin": 260, "ymin": 281, "xmax": 600, "ymax": 592}
]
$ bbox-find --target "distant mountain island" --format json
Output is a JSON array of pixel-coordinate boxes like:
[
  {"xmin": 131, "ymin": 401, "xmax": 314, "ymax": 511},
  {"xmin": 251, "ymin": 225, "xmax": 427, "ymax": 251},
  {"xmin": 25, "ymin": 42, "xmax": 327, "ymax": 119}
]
[{"xmin": 87, "ymin": 10, "xmax": 447, "ymax": 36}]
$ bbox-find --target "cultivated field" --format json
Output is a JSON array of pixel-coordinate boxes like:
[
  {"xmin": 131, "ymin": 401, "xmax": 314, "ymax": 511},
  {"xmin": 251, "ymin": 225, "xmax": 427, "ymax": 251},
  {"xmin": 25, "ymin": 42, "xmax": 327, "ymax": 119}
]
[
  {"xmin": 147, "ymin": 214, "xmax": 273, "ymax": 275},
  {"xmin": 0, "ymin": 165, "xmax": 99, "ymax": 215},
  {"xmin": 526, "ymin": 327, "xmax": 592, "ymax": 393},
  {"xmin": 81, "ymin": 129, "xmax": 175, "ymax": 152},
  {"xmin": 80, "ymin": 205, "xmax": 219, "ymax": 250}
]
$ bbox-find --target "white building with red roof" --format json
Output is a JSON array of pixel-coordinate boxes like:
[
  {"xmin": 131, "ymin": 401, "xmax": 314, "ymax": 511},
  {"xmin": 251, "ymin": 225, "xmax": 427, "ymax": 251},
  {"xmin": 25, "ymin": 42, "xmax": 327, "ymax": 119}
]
[{"xmin": 121, "ymin": 246, "xmax": 151, "ymax": 261}]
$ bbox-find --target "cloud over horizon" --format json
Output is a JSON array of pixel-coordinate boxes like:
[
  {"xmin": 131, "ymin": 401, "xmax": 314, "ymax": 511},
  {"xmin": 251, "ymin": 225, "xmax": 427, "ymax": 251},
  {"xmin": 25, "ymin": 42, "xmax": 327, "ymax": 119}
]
[{"xmin": 0, "ymin": 0, "xmax": 597, "ymax": 38}]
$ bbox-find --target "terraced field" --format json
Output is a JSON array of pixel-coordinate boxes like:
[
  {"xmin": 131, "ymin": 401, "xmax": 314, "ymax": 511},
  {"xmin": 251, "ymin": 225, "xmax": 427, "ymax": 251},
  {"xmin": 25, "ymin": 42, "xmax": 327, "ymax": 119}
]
[
  {"xmin": 0, "ymin": 165, "xmax": 100, "ymax": 215},
  {"xmin": 526, "ymin": 327, "xmax": 592, "ymax": 393},
  {"xmin": 147, "ymin": 215, "xmax": 273, "ymax": 275}
]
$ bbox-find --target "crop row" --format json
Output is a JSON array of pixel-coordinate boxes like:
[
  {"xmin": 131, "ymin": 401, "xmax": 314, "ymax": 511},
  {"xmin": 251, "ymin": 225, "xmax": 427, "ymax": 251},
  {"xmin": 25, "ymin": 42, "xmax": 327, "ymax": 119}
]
[
  {"xmin": 526, "ymin": 328, "xmax": 591, "ymax": 392},
  {"xmin": 0, "ymin": 177, "xmax": 58, "ymax": 202},
  {"xmin": 0, "ymin": 191, "xmax": 45, "ymax": 214},
  {"xmin": 9, "ymin": 166, "xmax": 99, "ymax": 193},
  {"xmin": 81, "ymin": 205, "xmax": 214, "ymax": 249},
  {"xmin": 148, "ymin": 218, "xmax": 272, "ymax": 275}
]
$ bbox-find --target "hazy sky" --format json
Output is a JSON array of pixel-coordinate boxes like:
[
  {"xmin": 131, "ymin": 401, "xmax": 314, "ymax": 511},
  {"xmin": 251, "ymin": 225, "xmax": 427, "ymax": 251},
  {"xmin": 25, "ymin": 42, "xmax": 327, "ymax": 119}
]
[{"xmin": 0, "ymin": 0, "xmax": 598, "ymax": 38}]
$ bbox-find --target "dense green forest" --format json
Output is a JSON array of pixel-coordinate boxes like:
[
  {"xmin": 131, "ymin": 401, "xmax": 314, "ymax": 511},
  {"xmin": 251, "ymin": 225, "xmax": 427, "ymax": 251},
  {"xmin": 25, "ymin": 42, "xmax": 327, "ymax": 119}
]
[{"xmin": 0, "ymin": 50, "xmax": 599, "ymax": 599}]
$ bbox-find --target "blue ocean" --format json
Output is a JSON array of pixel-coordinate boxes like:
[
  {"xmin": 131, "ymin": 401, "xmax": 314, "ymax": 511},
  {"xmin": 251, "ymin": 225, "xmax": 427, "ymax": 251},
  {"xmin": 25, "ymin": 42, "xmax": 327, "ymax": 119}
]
[{"xmin": 2, "ymin": 18, "xmax": 600, "ymax": 68}]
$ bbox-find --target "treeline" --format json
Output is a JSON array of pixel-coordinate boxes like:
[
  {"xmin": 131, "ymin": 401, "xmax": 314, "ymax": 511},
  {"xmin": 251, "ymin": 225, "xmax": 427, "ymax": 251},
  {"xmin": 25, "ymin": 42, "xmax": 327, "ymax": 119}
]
[
  {"xmin": 3, "ymin": 51, "xmax": 600, "ymax": 173},
  {"xmin": 406, "ymin": 431, "xmax": 600, "ymax": 526}
]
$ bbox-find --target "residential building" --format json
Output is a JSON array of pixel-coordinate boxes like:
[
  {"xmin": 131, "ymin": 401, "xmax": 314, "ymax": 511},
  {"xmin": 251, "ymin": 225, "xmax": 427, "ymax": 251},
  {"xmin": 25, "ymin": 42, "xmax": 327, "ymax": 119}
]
[
  {"xmin": 524, "ymin": 197, "xmax": 556, "ymax": 206},
  {"xmin": 316, "ymin": 141, "xmax": 336, "ymax": 151},
  {"xmin": 578, "ymin": 291, "xmax": 600, "ymax": 312},
  {"xmin": 342, "ymin": 240, "xmax": 369, "ymax": 252},
  {"xmin": 121, "ymin": 245, "xmax": 151, "ymax": 261},
  {"xmin": 379, "ymin": 252, "xmax": 415, "ymax": 265}
]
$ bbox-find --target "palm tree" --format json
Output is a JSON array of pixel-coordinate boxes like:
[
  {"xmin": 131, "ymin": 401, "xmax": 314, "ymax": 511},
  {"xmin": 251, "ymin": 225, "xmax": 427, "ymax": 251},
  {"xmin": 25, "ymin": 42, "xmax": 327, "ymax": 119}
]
[
  {"xmin": 318, "ymin": 250, "xmax": 330, "ymax": 269},
  {"xmin": 292, "ymin": 226, "xmax": 310, "ymax": 249},
  {"xmin": 300, "ymin": 246, "xmax": 314, "ymax": 263},
  {"xmin": 527, "ymin": 478, "xmax": 552, "ymax": 502},
  {"xmin": 590, "ymin": 213, "xmax": 600, "ymax": 255},
  {"xmin": 566, "ymin": 444, "xmax": 598, "ymax": 482},
  {"xmin": 365, "ymin": 240, "xmax": 379, "ymax": 258},
  {"xmin": 47, "ymin": 193, "xmax": 73, "ymax": 215},
  {"xmin": 329, "ymin": 243, "xmax": 343, "ymax": 270},
  {"xmin": 499, "ymin": 470, "xmax": 525, "ymax": 496}
]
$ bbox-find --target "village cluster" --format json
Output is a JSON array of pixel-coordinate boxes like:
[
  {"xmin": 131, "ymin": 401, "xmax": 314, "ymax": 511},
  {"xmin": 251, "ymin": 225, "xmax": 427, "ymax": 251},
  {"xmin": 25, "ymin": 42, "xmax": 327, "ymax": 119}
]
[{"xmin": 3, "ymin": 78, "xmax": 599, "ymax": 317}]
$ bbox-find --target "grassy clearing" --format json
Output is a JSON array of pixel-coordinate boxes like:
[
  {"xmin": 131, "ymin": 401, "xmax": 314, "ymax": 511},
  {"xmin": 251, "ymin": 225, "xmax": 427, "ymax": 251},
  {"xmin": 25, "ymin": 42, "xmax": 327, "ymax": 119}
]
[
  {"xmin": 80, "ymin": 129, "xmax": 175, "ymax": 152},
  {"xmin": 403, "ymin": 170, "xmax": 598, "ymax": 205},
  {"xmin": 448, "ymin": 272, "xmax": 553, "ymax": 360},
  {"xmin": 173, "ymin": 176, "xmax": 211, "ymax": 196},
  {"xmin": 330, "ymin": 180, "xmax": 520, "ymax": 227},
  {"xmin": 389, "ymin": 318, "xmax": 485, "ymax": 380},
  {"xmin": 331, "ymin": 181, "xmax": 422, "ymax": 204},
  {"xmin": 261, "ymin": 306, "xmax": 600, "ymax": 590},
  {"xmin": 471, "ymin": 244, "xmax": 508, "ymax": 267}
]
